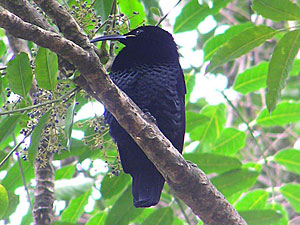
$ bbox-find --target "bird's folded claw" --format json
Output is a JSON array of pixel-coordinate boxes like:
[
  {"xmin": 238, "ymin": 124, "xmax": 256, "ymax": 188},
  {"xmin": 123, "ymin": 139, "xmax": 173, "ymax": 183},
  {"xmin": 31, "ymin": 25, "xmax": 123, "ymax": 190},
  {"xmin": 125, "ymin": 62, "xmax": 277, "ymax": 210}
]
[{"xmin": 143, "ymin": 109, "xmax": 157, "ymax": 124}]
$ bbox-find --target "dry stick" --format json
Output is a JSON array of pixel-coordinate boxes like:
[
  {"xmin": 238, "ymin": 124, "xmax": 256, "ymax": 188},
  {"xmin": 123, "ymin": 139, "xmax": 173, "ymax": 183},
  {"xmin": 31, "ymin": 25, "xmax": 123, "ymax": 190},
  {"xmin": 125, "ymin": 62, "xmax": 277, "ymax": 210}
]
[{"xmin": 0, "ymin": 7, "xmax": 247, "ymax": 225}]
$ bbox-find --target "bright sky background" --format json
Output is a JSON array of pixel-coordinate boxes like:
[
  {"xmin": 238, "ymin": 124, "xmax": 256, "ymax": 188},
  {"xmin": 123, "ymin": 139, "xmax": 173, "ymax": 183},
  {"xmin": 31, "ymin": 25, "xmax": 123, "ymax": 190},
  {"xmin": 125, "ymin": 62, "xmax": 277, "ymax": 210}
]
[{"xmin": 3, "ymin": 1, "xmax": 236, "ymax": 224}]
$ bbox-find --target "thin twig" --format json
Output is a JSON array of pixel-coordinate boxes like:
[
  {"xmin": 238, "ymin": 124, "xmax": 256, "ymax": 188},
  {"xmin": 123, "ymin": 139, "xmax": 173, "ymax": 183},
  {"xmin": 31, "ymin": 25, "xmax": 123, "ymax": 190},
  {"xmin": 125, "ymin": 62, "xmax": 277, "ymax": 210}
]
[
  {"xmin": 11, "ymin": 132, "xmax": 34, "ymax": 211},
  {"xmin": 109, "ymin": 0, "xmax": 117, "ymax": 57},
  {"xmin": 17, "ymin": 152, "xmax": 33, "ymax": 211},
  {"xmin": 0, "ymin": 129, "xmax": 33, "ymax": 168},
  {"xmin": 156, "ymin": 0, "xmax": 182, "ymax": 26},
  {"xmin": 220, "ymin": 91, "xmax": 275, "ymax": 199},
  {"xmin": 220, "ymin": 91, "xmax": 263, "ymax": 157},
  {"xmin": 174, "ymin": 196, "xmax": 192, "ymax": 225},
  {"xmin": 0, "ymin": 87, "xmax": 80, "ymax": 116}
]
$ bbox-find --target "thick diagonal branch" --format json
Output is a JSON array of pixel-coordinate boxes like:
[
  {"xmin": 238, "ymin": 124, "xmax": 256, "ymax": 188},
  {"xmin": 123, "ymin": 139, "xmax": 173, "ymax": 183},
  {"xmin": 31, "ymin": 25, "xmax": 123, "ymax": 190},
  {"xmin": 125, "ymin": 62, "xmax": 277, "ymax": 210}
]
[
  {"xmin": 1, "ymin": 0, "xmax": 55, "ymax": 31},
  {"xmin": 0, "ymin": 7, "xmax": 246, "ymax": 225},
  {"xmin": 33, "ymin": 0, "xmax": 88, "ymax": 47}
]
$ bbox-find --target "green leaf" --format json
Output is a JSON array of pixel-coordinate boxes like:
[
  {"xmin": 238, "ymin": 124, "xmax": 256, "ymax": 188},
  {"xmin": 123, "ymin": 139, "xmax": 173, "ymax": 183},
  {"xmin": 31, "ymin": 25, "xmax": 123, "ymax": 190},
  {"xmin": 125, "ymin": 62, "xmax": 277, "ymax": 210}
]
[
  {"xmin": 94, "ymin": 0, "xmax": 113, "ymax": 19},
  {"xmin": 190, "ymin": 104, "xmax": 226, "ymax": 143},
  {"xmin": 3, "ymin": 191, "xmax": 19, "ymax": 219},
  {"xmin": 141, "ymin": 207, "xmax": 173, "ymax": 225},
  {"xmin": 256, "ymin": 102, "xmax": 300, "ymax": 126},
  {"xmin": 174, "ymin": 0, "xmax": 210, "ymax": 33},
  {"xmin": 0, "ymin": 184, "xmax": 9, "ymax": 219},
  {"xmin": 185, "ymin": 73, "xmax": 196, "ymax": 105},
  {"xmin": 184, "ymin": 153, "xmax": 242, "ymax": 174},
  {"xmin": 35, "ymin": 47, "xmax": 58, "ymax": 91},
  {"xmin": 0, "ymin": 151, "xmax": 10, "ymax": 171},
  {"xmin": 252, "ymin": 0, "xmax": 300, "ymax": 21},
  {"xmin": 174, "ymin": 0, "xmax": 232, "ymax": 34},
  {"xmin": 185, "ymin": 111, "xmax": 210, "ymax": 132},
  {"xmin": 290, "ymin": 59, "xmax": 300, "ymax": 76},
  {"xmin": 119, "ymin": 0, "xmax": 146, "ymax": 29},
  {"xmin": 265, "ymin": 203, "xmax": 288, "ymax": 225},
  {"xmin": 280, "ymin": 184, "xmax": 300, "ymax": 212},
  {"xmin": 2, "ymin": 160, "xmax": 34, "ymax": 191},
  {"xmin": 266, "ymin": 30, "xmax": 300, "ymax": 112},
  {"xmin": 86, "ymin": 212, "xmax": 106, "ymax": 225},
  {"xmin": 65, "ymin": 100, "xmax": 76, "ymax": 151},
  {"xmin": 28, "ymin": 111, "xmax": 51, "ymax": 164},
  {"xmin": 0, "ymin": 40, "xmax": 5, "ymax": 57},
  {"xmin": 105, "ymin": 185, "xmax": 144, "ymax": 225},
  {"xmin": 233, "ymin": 61, "xmax": 268, "ymax": 94},
  {"xmin": 0, "ymin": 76, "xmax": 3, "ymax": 97},
  {"xmin": 204, "ymin": 23, "xmax": 254, "ymax": 61},
  {"xmin": 55, "ymin": 164, "xmax": 76, "ymax": 180},
  {"xmin": 140, "ymin": 0, "xmax": 160, "ymax": 25},
  {"xmin": 239, "ymin": 209, "xmax": 282, "ymax": 225},
  {"xmin": 274, "ymin": 149, "xmax": 300, "ymax": 175},
  {"xmin": 150, "ymin": 7, "xmax": 160, "ymax": 17},
  {"xmin": 206, "ymin": 25, "xmax": 276, "ymax": 73},
  {"xmin": 211, "ymin": 169, "xmax": 259, "ymax": 198},
  {"xmin": 53, "ymin": 138, "xmax": 89, "ymax": 160},
  {"xmin": 52, "ymin": 222, "xmax": 76, "ymax": 225},
  {"xmin": 55, "ymin": 177, "xmax": 94, "ymax": 200},
  {"xmin": 6, "ymin": 52, "xmax": 33, "ymax": 97},
  {"xmin": 210, "ymin": 0, "xmax": 233, "ymax": 15},
  {"xmin": 235, "ymin": 189, "xmax": 268, "ymax": 210},
  {"xmin": 61, "ymin": 189, "xmax": 91, "ymax": 223},
  {"xmin": 101, "ymin": 173, "xmax": 130, "ymax": 199},
  {"xmin": 211, "ymin": 128, "xmax": 246, "ymax": 155},
  {"xmin": 0, "ymin": 114, "xmax": 22, "ymax": 143},
  {"xmin": 131, "ymin": 208, "xmax": 155, "ymax": 224},
  {"xmin": 172, "ymin": 217, "xmax": 185, "ymax": 225}
]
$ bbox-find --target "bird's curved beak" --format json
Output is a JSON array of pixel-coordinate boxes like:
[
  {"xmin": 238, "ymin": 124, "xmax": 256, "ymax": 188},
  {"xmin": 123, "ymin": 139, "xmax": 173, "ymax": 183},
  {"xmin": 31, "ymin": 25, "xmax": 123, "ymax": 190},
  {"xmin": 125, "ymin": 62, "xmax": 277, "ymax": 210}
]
[{"xmin": 90, "ymin": 34, "xmax": 135, "ymax": 43}]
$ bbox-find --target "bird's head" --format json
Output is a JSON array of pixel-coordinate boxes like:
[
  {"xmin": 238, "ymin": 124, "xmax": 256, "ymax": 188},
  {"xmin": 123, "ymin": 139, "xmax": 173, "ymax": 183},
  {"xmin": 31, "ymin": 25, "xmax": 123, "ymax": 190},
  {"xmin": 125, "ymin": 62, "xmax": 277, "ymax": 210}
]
[
  {"xmin": 91, "ymin": 26, "xmax": 179, "ymax": 69},
  {"xmin": 91, "ymin": 26, "xmax": 176, "ymax": 48}
]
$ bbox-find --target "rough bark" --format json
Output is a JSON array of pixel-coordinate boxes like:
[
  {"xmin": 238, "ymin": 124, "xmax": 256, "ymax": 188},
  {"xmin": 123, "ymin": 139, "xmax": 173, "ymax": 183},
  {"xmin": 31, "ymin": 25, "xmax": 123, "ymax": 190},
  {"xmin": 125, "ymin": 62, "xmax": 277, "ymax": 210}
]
[
  {"xmin": 1, "ymin": 0, "xmax": 55, "ymax": 31},
  {"xmin": 0, "ymin": 4, "xmax": 247, "ymax": 225},
  {"xmin": 33, "ymin": 153, "xmax": 54, "ymax": 225}
]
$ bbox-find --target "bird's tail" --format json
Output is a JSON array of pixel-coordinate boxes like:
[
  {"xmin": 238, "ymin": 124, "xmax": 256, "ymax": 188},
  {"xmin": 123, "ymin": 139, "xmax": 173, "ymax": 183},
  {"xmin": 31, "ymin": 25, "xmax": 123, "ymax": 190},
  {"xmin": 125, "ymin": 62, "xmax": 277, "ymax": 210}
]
[{"xmin": 131, "ymin": 168, "xmax": 165, "ymax": 208}]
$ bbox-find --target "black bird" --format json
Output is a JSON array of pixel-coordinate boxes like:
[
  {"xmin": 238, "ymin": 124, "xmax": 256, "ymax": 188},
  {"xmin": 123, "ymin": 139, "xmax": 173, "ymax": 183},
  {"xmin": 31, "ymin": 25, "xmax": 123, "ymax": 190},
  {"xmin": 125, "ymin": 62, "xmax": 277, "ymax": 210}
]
[{"xmin": 91, "ymin": 26, "xmax": 186, "ymax": 207}]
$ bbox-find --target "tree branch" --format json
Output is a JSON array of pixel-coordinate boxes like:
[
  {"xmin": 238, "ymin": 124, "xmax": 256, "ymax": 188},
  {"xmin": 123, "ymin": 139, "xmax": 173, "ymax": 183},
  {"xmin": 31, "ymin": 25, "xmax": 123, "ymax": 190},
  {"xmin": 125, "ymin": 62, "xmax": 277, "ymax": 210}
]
[
  {"xmin": 33, "ymin": 153, "xmax": 54, "ymax": 225},
  {"xmin": 33, "ymin": 0, "xmax": 89, "ymax": 47},
  {"xmin": 0, "ymin": 5, "xmax": 246, "ymax": 225},
  {"xmin": 1, "ymin": 0, "xmax": 55, "ymax": 32}
]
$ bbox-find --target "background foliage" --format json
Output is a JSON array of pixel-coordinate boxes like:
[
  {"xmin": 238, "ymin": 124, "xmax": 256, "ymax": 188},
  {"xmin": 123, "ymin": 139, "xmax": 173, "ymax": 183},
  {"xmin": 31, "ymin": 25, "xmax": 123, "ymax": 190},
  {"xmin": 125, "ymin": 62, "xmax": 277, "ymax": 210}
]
[{"xmin": 1, "ymin": 0, "xmax": 300, "ymax": 224}]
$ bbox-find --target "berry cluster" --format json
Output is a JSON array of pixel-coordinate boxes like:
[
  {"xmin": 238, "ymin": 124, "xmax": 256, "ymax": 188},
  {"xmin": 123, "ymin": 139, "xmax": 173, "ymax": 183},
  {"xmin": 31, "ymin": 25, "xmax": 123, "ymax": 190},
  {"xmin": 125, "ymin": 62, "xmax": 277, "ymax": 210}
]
[
  {"xmin": 69, "ymin": 0, "xmax": 133, "ymax": 39},
  {"xmin": 80, "ymin": 116, "xmax": 107, "ymax": 150},
  {"xmin": 1, "ymin": 88, "xmax": 22, "ymax": 111},
  {"xmin": 70, "ymin": 0, "xmax": 101, "ymax": 38},
  {"xmin": 20, "ymin": 83, "xmax": 76, "ymax": 167},
  {"xmin": 78, "ymin": 116, "xmax": 121, "ymax": 175}
]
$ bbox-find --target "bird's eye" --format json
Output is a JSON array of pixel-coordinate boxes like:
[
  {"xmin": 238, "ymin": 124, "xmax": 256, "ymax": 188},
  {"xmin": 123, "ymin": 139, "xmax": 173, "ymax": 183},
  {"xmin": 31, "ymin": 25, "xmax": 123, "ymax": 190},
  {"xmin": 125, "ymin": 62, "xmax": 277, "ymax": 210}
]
[{"xmin": 135, "ymin": 30, "xmax": 143, "ymax": 35}]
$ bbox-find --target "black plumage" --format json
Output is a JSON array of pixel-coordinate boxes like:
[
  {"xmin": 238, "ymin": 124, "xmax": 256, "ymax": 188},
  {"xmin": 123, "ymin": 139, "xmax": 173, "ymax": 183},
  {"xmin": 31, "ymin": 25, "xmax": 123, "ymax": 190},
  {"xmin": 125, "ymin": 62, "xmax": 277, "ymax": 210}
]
[{"xmin": 91, "ymin": 26, "xmax": 186, "ymax": 207}]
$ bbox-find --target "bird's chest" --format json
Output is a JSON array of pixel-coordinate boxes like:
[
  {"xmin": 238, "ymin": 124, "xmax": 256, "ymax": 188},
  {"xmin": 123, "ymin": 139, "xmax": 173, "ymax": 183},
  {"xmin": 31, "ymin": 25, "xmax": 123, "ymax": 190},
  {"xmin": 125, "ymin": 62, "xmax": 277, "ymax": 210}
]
[{"xmin": 111, "ymin": 64, "xmax": 179, "ymax": 107}]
